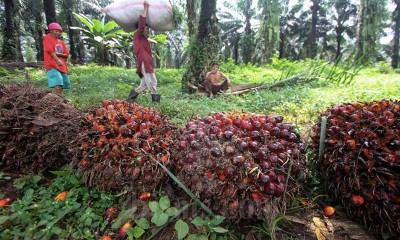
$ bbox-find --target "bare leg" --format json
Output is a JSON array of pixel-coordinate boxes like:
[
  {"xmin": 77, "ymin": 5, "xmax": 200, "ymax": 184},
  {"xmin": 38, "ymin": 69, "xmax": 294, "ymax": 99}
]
[{"xmin": 54, "ymin": 85, "xmax": 63, "ymax": 95}]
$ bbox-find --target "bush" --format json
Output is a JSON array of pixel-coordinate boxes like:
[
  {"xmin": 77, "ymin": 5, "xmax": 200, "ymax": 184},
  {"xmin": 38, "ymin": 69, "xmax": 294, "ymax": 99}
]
[{"xmin": 376, "ymin": 61, "xmax": 392, "ymax": 74}]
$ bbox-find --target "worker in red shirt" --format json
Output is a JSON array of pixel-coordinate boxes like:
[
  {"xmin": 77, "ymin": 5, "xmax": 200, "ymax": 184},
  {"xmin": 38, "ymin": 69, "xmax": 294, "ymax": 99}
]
[
  {"xmin": 43, "ymin": 22, "xmax": 70, "ymax": 95},
  {"xmin": 127, "ymin": 0, "xmax": 161, "ymax": 103}
]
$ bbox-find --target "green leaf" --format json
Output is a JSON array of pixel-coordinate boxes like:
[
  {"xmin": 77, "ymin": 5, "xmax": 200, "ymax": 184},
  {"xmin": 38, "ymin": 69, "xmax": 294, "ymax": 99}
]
[
  {"xmin": 191, "ymin": 216, "xmax": 205, "ymax": 227},
  {"xmin": 135, "ymin": 217, "xmax": 150, "ymax": 230},
  {"xmin": 0, "ymin": 216, "xmax": 10, "ymax": 224},
  {"xmin": 187, "ymin": 234, "xmax": 208, "ymax": 240},
  {"xmin": 112, "ymin": 209, "xmax": 127, "ymax": 229},
  {"xmin": 151, "ymin": 211, "xmax": 169, "ymax": 227},
  {"xmin": 51, "ymin": 226, "xmax": 63, "ymax": 235},
  {"xmin": 211, "ymin": 226, "xmax": 228, "ymax": 233},
  {"xmin": 159, "ymin": 196, "xmax": 170, "ymax": 211},
  {"xmin": 132, "ymin": 226, "xmax": 145, "ymax": 238},
  {"xmin": 175, "ymin": 219, "xmax": 189, "ymax": 240},
  {"xmin": 32, "ymin": 175, "xmax": 42, "ymax": 184},
  {"xmin": 92, "ymin": 19, "xmax": 103, "ymax": 33},
  {"xmin": 85, "ymin": 217, "xmax": 93, "ymax": 226},
  {"xmin": 210, "ymin": 215, "xmax": 225, "ymax": 226},
  {"xmin": 165, "ymin": 207, "xmax": 178, "ymax": 217},
  {"xmin": 149, "ymin": 201, "xmax": 160, "ymax": 212}
]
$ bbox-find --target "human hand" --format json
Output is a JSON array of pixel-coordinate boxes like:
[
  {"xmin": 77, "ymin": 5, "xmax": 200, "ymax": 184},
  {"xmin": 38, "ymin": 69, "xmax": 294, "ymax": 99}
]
[{"xmin": 144, "ymin": 0, "xmax": 149, "ymax": 8}]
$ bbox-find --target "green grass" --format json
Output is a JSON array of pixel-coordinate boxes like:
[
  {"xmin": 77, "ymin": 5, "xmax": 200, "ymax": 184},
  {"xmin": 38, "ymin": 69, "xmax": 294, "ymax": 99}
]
[{"xmin": 1, "ymin": 63, "xmax": 399, "ymax": 131}]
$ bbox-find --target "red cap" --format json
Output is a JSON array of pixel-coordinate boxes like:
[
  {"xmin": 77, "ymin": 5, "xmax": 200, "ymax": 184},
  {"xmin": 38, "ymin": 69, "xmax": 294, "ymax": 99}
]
[{"xmin": 48, "ymin": 22, "xmax": 63, "ymax": 31}]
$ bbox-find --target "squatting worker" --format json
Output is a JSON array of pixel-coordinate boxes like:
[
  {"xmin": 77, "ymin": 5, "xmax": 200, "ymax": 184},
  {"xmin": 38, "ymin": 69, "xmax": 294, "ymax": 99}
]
[
  {"xmin": 127, "ymin": 0, "xmax": 161, "ymax": 103},
  {"xmin": 43, "ymin": 22, "xmax": 70, "ymax": 96},
  {"xmin": 204, "ymin": 62, "xmax": 232, "ymax": 98}
]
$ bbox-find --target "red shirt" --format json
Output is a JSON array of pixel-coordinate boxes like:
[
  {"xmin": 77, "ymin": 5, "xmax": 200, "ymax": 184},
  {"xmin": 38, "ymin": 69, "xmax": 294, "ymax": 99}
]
[
  {"xmin": 133, "ymin": 16, "xmax": 154, "ymax": 78},
  {"xmin": 43, "ymin": 33, "xmax": 69, "ymax": 74}
]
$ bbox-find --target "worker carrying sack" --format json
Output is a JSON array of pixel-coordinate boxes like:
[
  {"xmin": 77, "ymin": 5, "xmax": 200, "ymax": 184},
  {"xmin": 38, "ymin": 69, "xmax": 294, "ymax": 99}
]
[{"xmin": 102, "ymin": 0, "xmax": 173, "ymax": 32}]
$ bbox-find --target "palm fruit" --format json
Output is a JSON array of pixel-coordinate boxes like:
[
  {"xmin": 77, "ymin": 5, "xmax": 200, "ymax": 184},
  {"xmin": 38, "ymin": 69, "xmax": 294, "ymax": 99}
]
[
  {"xmin": 312, "ymin": 100, "xmax": 400, "ymax": 237},
  {"xmin": 171, "ymin": 111, "xmax": 307, "ymax": 220},
  {"xmin": 0, "ymin": 83, "xmax": 85, "ymax": 174},
  {"xmin": 74, "ymin": 100, "xmax": 175, "ymax": 194}
]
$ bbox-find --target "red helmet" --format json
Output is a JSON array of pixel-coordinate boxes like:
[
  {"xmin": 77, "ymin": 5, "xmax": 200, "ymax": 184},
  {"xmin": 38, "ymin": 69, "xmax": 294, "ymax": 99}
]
[{"xmin": 48, "ymin": 22, "xmax": 63, "ymax": 31}]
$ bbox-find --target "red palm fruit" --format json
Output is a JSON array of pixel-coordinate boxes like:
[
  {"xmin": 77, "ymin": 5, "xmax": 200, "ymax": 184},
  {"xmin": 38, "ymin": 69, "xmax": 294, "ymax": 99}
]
[
  {"xmin": 248, "ymin": 141, "xmax": 259, "ymax": 151},
  {"xmin": 103, "ymin": 207, "xmax": 119, "ymax": 221},
  {"xmin": 351, "ymin": 195, "xmax": 365, "ymax": 206},
  {"xmin": 229, "ymin": 200, "xmax": 239, "ymax": 209},
  {"xmin": 79, "ymin": 160, "xmax": 89, "ymax": 167},
  {"xmin": 139, "ymin": 192, "xmax": 151, "ymax": 200},
  {"xmin": 233, "ymin": 155, "xmax": 245, "ymax": 165},
  {"xmin": 241, "ymin": 120, "xmax": 253, "ymax": 131},
  {"xmin": 204, "ymin": 116, "xmax": 214, "ymax": 124},
  {"xmin": 117, "ymin": 222, "xmax": 132, "ymax": 239},
  {"xmin": 251, "ymin": 120, "xmax": 261, "ymax": 129},
  {"xmin": 265, "ymin": 182, "xmax": 276, "ymax": 195},
  {"xmin": 0, "ymin": 197, "xmax": 14, "ymax": 207},
  {"xmin": 251, "ymin": 192, "xmax": 261, "ymax": 202},
  {"xmin": 99, "ymin": 236, "xmax": 113, "ymax": 240},
  {"xmin": 260, "ymin": 173, "xmax": 270, "ymax": 183},
  {"xmin": 346, "ymin": 140, "xmax": 356, "ymax": 150},
  {"xmin": 232, "ymin": 117, "xmax": 242, "ymax": 127},
  {"xmin": 275, "ymin": 182, "xmax": 285, "ymax": 196}
]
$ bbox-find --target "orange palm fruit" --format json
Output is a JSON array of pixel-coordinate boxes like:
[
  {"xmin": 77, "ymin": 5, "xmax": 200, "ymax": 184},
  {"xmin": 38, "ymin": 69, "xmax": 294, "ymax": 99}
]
[
  {"xmin": 55, "ymin": 191, "xmax": 68, "ymax": 201},
  {"xmin": 324, "ymin": 205, "xmax": 335, "ymax": 217}
]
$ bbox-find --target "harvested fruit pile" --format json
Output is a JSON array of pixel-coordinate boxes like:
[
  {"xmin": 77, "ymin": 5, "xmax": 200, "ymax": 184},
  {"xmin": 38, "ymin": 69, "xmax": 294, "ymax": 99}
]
[
  {"xmin": 0, "ymin": 83, "xmax": 86, "ymax": 175},
  {"xmin": 74, "ymin": 100, "xmax": 176, "ymax": 194},
  {"xmin": 312, "ymin": 100, "xmax": 400, "ymax": 236},
  {"xmin": 171, "ymin": 112, "xmax": 307, "ymax": 220}
]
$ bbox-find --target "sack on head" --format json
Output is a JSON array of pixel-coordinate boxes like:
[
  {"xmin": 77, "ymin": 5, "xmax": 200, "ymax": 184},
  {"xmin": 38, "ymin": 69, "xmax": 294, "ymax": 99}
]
[{"xmin": 102, "ymin": 0, "xmax": 173, "ymax": 32}]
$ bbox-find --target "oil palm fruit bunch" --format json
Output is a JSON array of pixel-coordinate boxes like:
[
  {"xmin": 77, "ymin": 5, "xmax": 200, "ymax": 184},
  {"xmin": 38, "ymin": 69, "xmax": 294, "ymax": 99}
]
[
  {"xmin": 171, "ymin": 111, "xmax": 307, "ymax": 220},
  {"xmin": 312, "ymin": 100, "xmax": 400, "ymax": 236},
  {"xmin": 0, "ymin": 83, "xmax": 85, "ymax": 174},
  {"xmin": 75, "ymin": 100, "xmax": 175, "ymax": 194}
]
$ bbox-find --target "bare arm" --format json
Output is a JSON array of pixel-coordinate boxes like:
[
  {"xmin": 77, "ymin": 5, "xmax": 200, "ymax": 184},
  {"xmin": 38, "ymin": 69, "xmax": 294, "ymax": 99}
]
[
  {"xmin": 205, "ymin": 72, "xmax": 211, "ymax": 81},
  {"xmin": 142, "ymin": 1, "xmax": 149, "ymax": 17},
  {"xmin": 56, "ymin": 53, "xmax": 68, "ymax": 59},
  {"xmin": 51, "ymin": 52, "xmax": 63, "ymax": 66},
  {"xmin": 221, "ymin": 72, "xmax": 230, "ymax": 81}
]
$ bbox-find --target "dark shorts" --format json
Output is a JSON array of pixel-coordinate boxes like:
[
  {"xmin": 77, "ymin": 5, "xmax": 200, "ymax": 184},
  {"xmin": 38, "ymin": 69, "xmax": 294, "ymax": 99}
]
[{"xmin": 204, "ymin": 80, "xmax": 229, "ymax": 95}]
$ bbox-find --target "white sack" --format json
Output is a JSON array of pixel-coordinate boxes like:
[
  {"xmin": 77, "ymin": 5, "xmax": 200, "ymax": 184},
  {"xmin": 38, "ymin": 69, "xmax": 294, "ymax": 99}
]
[{"xmin": 103, "ymin": 0, "xmax": 173, "ymax": 32}]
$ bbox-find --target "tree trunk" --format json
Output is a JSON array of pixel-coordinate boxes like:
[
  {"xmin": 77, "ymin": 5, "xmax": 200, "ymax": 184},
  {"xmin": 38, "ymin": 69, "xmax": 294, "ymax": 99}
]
[
  {"xmin": 43, "ymin": 0, "xmax": 57, "ymax": 24},
  {"xmin": 187, "ymin": 0, "xmax": 196, "ymax": 37},
  {"xmin": 305, "ymin": 0, "xmax": 320, "ymax": 58},
  {"xmin": 241, "ymin": 0, "xmax": 253, "ymax": 64},
  {"xmin": 355, "ymin": 0, "xmax": 385, "ymax": 64},
  {"xmin": 35, "ymin": 13, "xmax": 44, "ymax": 61},
  {"xmin": 392, "ymin": 0, "xmax": 400, "ymax": 68},
  {"xmin": 2, "ymin": 0, "xmax": 22, "ymax": 61},
  {"xmin": 63, "ymin": 0, "xmax": 78, "ymax": 64},
  {"xmin": 181, "ymin": 0, "xmax": 219, "ymax": 91}
]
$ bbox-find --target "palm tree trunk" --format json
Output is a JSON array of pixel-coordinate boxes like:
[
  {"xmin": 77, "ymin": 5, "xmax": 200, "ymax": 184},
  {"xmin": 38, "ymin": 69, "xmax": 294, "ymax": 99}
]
[
  {"xmin": 392, "ymin": 0, "xmax": 400, "ymax": 68},
  {"xmin": 2, "ymin": 0, "xmax": 21, "ymax": 61},
  {"xmin": 305, "ymin": 0, "xmax": 320, "ymax": 58},
  {"xmin": 181, "ymin": 0, "xmax": 219, "ymax": 91},
  {"xmin": 43, "ymin": 0, "xmax": 57, "ymax": 24}
]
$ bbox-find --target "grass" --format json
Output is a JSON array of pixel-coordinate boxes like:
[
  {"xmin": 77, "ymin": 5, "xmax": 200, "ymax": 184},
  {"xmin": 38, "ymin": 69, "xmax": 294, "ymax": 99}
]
[{"xmin": 1, "ymin": 63, "xmax": 398, "ymax": 132}]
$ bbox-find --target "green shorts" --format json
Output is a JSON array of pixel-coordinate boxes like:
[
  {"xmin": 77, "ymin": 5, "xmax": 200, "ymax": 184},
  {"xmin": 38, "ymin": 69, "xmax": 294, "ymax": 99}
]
[{"xmin": 46, "ymin": 69, "xmax": 71, "ymax": 89}]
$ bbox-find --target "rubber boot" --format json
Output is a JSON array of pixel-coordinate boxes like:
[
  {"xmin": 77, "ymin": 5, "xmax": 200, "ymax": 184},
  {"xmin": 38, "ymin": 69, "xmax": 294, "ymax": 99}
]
[
  {"xmin": 127, "ymin": 89, "xmax": 139, "ymax": 102},
  {"xmin": 151, "ymin": 94, "xmax": 161, "ymax": 103}
]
